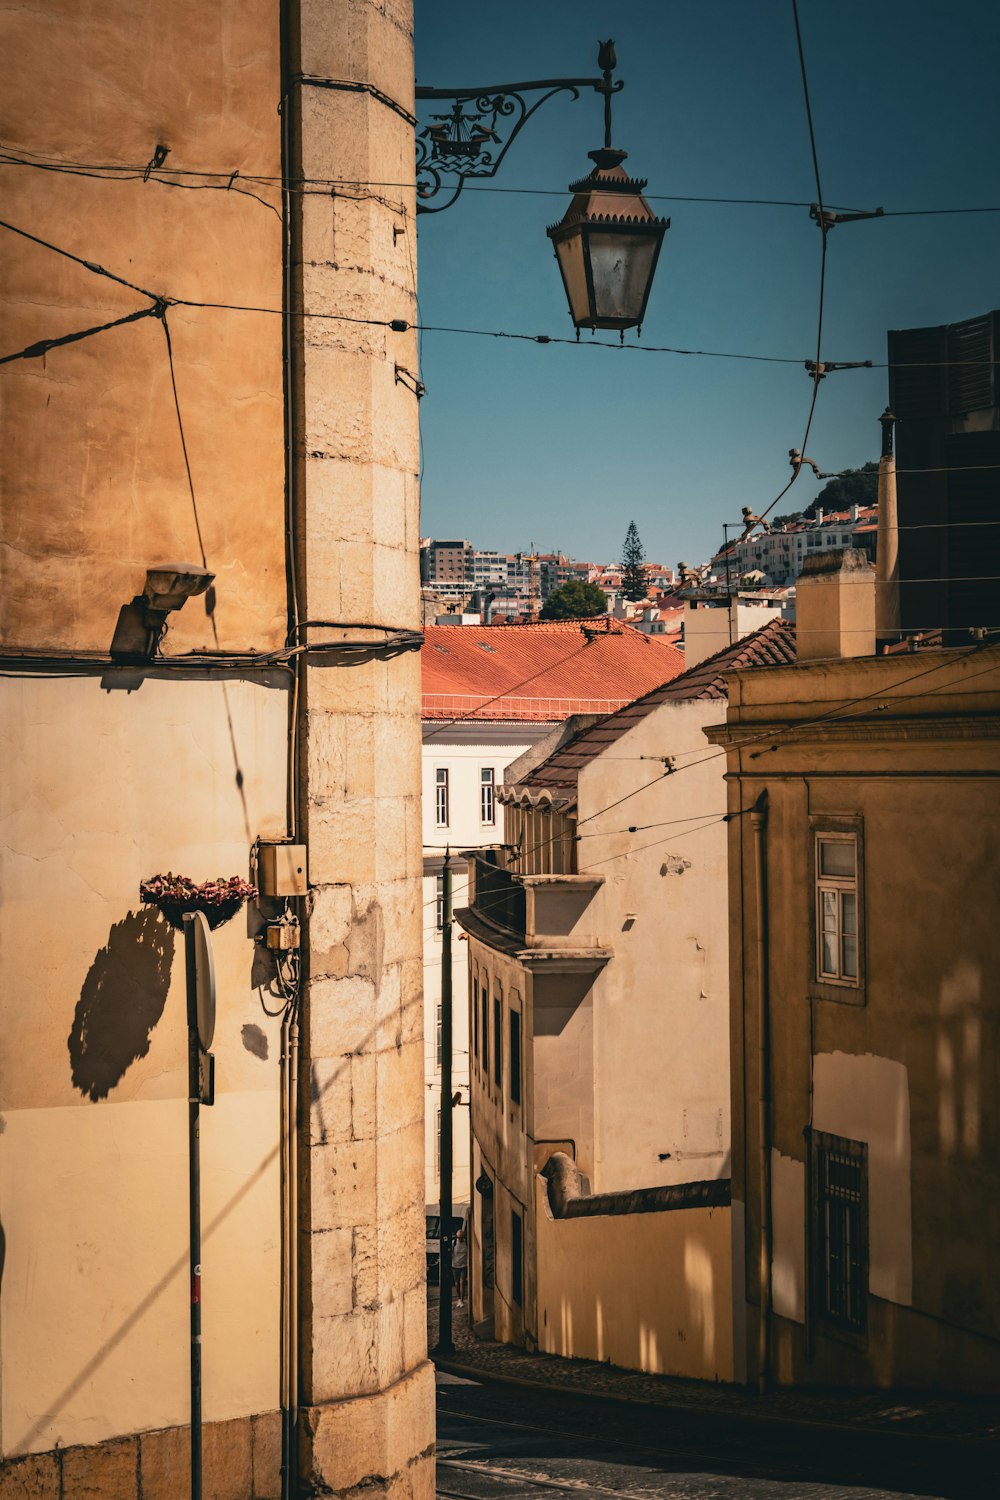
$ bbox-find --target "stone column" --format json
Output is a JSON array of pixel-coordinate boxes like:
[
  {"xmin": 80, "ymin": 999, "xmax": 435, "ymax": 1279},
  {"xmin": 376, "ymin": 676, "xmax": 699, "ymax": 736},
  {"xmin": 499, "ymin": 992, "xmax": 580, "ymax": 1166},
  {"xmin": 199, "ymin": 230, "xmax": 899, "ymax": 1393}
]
[{"xmin": 288, "ymin": 2, "xmax": 434, "ymax": 1494}]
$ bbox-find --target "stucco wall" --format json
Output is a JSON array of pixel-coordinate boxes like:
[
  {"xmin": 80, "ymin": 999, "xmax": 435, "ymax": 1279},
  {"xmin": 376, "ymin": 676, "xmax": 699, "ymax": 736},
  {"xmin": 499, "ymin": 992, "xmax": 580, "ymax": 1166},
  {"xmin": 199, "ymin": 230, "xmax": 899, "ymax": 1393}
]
[
  {"xmin": 0, "ymin": 0, "xmax": 286, "ymax": 654},
  {"xmin": 714, "ymin": 647, "xmax": 1000, "ymax": 1391},
  {"xmin": 0, "ymin": 674, "xmax": 288, "ymax": 1456},
  {"xmin": 535, "ymin": 1176, "xmax": 734, "ymax": 1381},
  {"xmin": 576, "ymin": 700, "xmax": 731, "ymax": 1193}
]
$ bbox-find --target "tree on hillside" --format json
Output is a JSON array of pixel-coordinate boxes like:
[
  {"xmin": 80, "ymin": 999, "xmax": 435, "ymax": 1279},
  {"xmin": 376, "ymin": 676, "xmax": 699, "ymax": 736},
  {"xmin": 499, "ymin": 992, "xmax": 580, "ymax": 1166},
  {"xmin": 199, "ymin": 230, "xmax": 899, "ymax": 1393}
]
[
  {"xmin": 539, "ymin": 580, "xmax": 608, "ymax": 620},
  {"xmin": 622, "ymin": 520, "xmax": 647, "ymax": 601},
  {"xmin": 805, "ymin": 461, "xmax": 878, "ymax": 518}
]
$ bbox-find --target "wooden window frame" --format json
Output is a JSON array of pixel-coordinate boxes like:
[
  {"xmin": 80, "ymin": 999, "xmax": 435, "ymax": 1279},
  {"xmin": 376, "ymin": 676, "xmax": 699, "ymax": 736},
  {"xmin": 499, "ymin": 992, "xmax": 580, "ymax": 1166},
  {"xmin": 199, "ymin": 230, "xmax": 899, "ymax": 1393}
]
[
  {"xmin": 435, "ymin": 767, "xmax": 449, "ymax": 828},
  {"xmin": 808, "ymin": 814, "xmax": 866, "ymax": 1004},
  {"xmin": 480, "ymin": 766, "xmax": 496, "ymax": 826}
]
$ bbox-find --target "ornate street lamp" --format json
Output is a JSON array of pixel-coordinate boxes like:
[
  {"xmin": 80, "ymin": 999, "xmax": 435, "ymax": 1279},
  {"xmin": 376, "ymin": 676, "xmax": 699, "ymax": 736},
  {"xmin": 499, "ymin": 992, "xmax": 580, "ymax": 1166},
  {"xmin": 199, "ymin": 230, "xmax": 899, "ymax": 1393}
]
[
  {"xmin": 546, "ymin": 43, "xmax": 668, "ymax": 337},
  {"xmin": 415, "ymin": 41, "xmax": 667, "ymax": 335}
]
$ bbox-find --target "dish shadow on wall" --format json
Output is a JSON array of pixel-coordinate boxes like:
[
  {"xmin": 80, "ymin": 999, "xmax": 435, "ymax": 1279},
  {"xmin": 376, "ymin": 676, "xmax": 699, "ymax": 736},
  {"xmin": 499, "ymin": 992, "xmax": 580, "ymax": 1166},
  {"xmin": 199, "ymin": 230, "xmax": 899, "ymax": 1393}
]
[{"xmin": 68, "ymin": 908, "xmax": 175, "ymax": 1101}]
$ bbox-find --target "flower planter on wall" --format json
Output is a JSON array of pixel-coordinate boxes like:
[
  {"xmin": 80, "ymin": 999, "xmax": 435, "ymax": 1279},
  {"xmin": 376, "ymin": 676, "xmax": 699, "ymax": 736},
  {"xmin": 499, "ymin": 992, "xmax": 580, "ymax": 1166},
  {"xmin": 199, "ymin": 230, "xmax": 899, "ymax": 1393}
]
[{"xmin": 140, "ymin": 875, "xmax": 257, "ymax": 931}]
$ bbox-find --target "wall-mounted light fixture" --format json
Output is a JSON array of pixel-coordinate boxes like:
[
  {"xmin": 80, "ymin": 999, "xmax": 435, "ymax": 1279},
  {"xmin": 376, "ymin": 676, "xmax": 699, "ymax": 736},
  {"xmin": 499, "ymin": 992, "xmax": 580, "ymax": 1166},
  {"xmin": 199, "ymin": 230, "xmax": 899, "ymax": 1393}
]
[{"xmin": 110, "ymin": 563, "xmax": 215, "ymax": 658}]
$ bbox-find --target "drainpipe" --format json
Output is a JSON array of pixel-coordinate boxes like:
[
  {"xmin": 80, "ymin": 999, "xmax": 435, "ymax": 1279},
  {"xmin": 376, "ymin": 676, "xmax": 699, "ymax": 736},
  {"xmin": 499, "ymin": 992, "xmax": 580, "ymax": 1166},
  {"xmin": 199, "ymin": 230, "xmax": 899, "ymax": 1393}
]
[
  {"xmin": 875, "ymin": 408, "xmax": 900, "ymax": 642},
  {"xmin": 287, "ymin": 998, "xmax": 300, "ymax": 1478},
  {"xmin": 751, "ymin": 792, "xmax": 771, "ymax": 1393},
  {"xmin": 278, "ymin": 0, "xmax": 301, "ymax": 1491}
]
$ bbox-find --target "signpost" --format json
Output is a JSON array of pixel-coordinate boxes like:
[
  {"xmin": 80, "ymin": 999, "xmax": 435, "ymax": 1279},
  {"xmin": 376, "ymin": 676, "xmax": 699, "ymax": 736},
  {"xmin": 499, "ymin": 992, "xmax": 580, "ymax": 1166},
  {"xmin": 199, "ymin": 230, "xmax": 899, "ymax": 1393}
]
[{"xmin": 183, "ymin": 912, "xmax": 216, "ymax": 1500}]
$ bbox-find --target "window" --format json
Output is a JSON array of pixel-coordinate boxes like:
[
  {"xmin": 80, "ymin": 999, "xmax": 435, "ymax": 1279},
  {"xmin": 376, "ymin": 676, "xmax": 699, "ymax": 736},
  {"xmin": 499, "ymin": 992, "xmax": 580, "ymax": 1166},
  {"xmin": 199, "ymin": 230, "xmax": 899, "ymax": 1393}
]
[
  {"xmin": 493, "ymin": 991, "xmax": 503, "ymax": 1091},
  {"xmin": 812, "ymin": 1130, "xmax": 867, "ymax": 1333},
  {"xmin": 472, "ymin": 973, "xmax": 479, "ymax": 1067},
  {"xmin": 511, "ymin": 1207, "xmax": 523, "ymax": 1307},
  {"xmin": 509, "ymin": 1009, "xmax": 521, "ymax": 1106},
  {"xmin": 435, "ymin": 767, "xmax": 449, "ymax": 827},
  {"xmin": 480, "ymin": 767, "xmax": 496, "ymax": 825},
  {"xmin": 481, "ymin": 982, "xmax": 489, "ymax": 1078},
  {"xmin": 815, "ymin": 833, "xmax": 859, "ymax": 984}
]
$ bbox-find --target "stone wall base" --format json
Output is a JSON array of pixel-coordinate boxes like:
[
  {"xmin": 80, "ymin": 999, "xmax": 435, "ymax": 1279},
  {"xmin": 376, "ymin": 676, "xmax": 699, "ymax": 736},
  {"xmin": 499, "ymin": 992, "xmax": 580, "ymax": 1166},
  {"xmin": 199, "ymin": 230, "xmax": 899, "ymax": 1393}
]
[
  {"xmin": 298, "ymin": 1360, "xmax": 435, "ymax": 1499},
  {"xmin": 0, "ymin": 1410, "xmax": 281, "ymax": 1500}
]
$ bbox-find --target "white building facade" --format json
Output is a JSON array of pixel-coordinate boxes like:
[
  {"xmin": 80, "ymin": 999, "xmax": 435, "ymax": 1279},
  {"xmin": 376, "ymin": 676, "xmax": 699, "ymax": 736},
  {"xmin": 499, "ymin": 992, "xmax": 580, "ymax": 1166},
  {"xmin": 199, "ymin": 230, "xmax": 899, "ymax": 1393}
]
[{"xmin": 421, "ymin": 721, "xmax": 553, "ymax": 1213}]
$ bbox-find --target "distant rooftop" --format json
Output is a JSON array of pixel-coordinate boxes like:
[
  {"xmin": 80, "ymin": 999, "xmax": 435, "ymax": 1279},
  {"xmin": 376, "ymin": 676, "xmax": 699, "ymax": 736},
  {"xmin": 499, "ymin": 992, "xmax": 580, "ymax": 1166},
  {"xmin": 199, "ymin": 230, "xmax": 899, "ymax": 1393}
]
[
  {"xmin": 520, "ymin": 618, "xmax": 796, "ymax": 792},
  {"xmin": 421, "ymin": 619, "xmax": 685, "ymax": 723}
]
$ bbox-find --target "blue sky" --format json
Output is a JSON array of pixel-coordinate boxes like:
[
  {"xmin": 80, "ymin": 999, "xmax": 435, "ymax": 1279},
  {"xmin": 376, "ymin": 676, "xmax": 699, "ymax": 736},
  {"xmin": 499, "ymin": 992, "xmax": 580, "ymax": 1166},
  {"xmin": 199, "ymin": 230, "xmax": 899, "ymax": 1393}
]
[{"xmin": 413, "ymin": 1, "xmax": 1000, "ymax": 569}]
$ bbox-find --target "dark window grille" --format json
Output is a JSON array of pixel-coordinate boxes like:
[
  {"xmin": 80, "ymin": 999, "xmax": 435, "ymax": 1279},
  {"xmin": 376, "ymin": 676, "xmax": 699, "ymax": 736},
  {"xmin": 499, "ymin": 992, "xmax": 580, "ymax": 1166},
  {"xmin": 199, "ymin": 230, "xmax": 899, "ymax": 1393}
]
[
  {"xmin": 813, "ymin": 1130, "xmax": 868, "ymax": 1333},
  {"xmin": 511, "ymin": 1207, "xmax": 523, "ymax": 1307},
  {"xmin": 481, "ymin": 984, "xmax": 489, "ymax": 1077},
  {"xmin": 493, "ymin": 994, "xmax": 503, "ymax": 1091},
  {"xmin": 509, "ymin": 1009, "xmax": 521, "ymax": 1105},
  {"xmin": 472, "ymin": 975, "xmax": 479, "ymax": 1065}
]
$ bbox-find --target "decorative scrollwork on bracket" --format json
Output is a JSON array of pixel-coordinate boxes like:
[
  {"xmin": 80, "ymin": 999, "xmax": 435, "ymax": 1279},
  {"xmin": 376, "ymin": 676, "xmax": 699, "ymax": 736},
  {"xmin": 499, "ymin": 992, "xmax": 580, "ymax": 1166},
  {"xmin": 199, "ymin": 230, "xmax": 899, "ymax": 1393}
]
[{"xmin": 414, "ymin": 72, "xmax": 622, "ymax": 214}]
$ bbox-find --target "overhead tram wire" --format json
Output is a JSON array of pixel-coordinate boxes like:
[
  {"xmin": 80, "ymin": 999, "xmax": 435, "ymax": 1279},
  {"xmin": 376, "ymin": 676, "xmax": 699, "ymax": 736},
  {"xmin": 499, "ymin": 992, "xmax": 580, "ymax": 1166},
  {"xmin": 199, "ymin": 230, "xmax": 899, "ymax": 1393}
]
[
  {"xmin": 3, "ymin": 220, "xmax": 1000, "ymax": 377},
  {"xmin": 4, "ymin": 145, "xmax": 1000, "ymax": 218},
  {"xmin": 417, "ymin": 644, "xmax": 1000, "ymax": 923},
  {"xmin": 756, "ymin": 0, "xmax": 830, "ymax": 529}
]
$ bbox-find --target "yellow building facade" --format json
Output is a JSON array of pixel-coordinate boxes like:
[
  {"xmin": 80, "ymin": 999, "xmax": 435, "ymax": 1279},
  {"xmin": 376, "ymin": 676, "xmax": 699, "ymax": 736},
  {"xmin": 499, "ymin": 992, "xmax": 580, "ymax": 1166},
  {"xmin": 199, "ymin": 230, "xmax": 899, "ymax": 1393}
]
[{"xmin": 707, "ymin": 632, "xmax": 1000, "ymax": 1392}]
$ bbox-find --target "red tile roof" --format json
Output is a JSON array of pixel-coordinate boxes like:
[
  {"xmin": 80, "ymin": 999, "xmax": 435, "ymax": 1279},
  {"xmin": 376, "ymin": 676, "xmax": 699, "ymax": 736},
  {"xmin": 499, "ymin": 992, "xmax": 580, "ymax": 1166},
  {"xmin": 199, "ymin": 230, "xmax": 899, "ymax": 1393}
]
[
  {"xmin": 523, "ymin": 619, "xmax": 796, "ymax": 789},
  {"xmin": 421, "ymin": 619, "xmax": 685, "ymax": 722}
]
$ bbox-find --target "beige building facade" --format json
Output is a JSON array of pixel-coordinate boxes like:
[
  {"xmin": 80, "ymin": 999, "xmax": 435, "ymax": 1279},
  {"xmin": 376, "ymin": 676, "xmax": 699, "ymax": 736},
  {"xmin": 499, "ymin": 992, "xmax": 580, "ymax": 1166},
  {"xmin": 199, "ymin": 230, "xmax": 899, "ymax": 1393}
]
[
  {"xmin": 457, "ymin": 622, "xmax": 796, "ymax": 1381},
  {"xmin": 707, "ymin": 613, "xmax": 1000, "ymax": 1393},
  {"xmin": 1, "ymin": 2, "xmax": 433, "ymax": 1496}
]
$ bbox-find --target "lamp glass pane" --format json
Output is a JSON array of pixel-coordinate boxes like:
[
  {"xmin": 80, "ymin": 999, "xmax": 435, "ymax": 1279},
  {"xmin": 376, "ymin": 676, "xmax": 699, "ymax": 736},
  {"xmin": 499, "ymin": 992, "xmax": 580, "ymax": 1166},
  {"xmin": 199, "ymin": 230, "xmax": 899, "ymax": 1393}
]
[
  {"xmin": 587, "ymin": 230, "xmax": 658, "ymax": 325},
  {"xmin": 554, "ymin": 232, "xmax": 592, "ymax": 326}
]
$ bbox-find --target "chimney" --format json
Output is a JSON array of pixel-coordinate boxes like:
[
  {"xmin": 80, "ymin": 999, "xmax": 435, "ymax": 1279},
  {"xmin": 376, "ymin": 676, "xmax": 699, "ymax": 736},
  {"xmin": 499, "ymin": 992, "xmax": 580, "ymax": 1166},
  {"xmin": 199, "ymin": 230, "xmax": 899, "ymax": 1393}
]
[
  {"xmin": 796, "ymin": 548, "xmax": 875, "ymax": 661},
  {"xmin": 875, "ymin": 407, "xmax": 901, "ymax": 642}
]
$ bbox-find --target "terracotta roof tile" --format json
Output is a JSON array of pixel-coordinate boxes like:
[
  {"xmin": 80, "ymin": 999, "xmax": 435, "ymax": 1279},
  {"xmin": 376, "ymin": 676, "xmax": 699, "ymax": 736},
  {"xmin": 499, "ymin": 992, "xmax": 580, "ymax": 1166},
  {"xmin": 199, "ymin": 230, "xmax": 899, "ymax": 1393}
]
[
  {"xmin": 524, "ymin": 618, "xmax": 796, "ymax": 789},
  {"xmin": 421, "ymin": 619, "xmax": 685, "ymax": 722}
]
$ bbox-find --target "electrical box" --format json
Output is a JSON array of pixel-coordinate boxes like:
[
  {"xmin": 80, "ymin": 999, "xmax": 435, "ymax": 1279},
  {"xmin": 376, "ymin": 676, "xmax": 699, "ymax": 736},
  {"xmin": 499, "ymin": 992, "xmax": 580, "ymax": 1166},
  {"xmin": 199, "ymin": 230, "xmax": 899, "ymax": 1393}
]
[
  {"xmin": 258, "ymin": 842, "xmax": 308, "ymax": 896},
  {"xmin": 265, "ymin": 922, "xmax": 301, "ymax": 951}
]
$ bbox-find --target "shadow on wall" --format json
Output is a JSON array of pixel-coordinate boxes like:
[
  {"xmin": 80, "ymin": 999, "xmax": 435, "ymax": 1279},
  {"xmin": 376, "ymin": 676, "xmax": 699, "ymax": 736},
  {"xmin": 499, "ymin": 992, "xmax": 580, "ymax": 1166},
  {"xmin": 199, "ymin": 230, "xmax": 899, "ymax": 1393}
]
[{"xmin": 68, "ymin": 909, "xmax": 175, "ymax": 1101}]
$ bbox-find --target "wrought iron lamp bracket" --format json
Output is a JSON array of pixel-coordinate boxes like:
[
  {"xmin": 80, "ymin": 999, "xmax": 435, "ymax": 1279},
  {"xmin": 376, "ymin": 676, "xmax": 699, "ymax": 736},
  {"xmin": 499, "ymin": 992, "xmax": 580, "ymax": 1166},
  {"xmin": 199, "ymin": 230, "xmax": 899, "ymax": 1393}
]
[{"xmin": 415, "ymin": 62, "xmax": 623, "ymax": 214}]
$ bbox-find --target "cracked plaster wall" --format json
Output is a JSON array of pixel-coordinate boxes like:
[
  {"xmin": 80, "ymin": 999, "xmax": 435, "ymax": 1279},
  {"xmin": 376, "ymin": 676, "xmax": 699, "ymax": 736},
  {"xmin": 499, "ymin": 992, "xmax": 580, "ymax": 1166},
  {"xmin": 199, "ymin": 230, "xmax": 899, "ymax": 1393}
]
[{"xmin": 0, "ymin": 0, "xmax": 286, "ymax": 653}]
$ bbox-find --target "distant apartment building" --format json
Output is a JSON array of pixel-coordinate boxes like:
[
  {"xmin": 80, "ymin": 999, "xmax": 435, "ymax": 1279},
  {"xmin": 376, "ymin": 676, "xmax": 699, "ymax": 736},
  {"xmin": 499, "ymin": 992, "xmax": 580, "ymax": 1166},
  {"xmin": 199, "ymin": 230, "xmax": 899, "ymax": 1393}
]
[
  {"xmin": 423, "ymin": 537, "xmax": 473, "ymax": 585},
  {"xmin": 715, "ymin": 506, "xmax": 877, "ymax": 587},
  {"xmin": 472, "ymin": 550, "xmax": 508, "ymax": 587}
]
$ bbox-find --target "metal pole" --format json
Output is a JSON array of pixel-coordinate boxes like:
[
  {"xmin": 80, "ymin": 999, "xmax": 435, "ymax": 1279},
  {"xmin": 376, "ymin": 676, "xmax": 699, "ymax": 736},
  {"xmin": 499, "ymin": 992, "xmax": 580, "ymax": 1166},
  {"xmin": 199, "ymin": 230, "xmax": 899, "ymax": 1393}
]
[
  {"xmin": 751, "ymin": 797, "xmax": 771, "ymax": 1394},
  {"xmin": 435, "ymin": 851, "xmax": 454, "ymax": 1354},
  {"xmin": 183, "ymin": 915, "xmax": 203, "ymax": 1500}
]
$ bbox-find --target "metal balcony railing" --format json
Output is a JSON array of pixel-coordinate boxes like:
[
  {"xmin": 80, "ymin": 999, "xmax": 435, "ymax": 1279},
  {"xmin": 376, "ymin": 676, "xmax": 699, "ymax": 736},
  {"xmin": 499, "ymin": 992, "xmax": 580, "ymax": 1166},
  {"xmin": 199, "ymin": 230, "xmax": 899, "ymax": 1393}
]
[{"xmin": 470, "ymin": 852, "xmax": 526, "ymax": 940}]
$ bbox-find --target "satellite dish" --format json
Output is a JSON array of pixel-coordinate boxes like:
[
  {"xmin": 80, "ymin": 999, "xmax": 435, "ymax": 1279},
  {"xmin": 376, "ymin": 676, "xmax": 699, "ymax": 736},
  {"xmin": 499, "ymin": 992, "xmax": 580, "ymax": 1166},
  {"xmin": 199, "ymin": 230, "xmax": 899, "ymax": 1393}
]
[{"xmin": 190, "ymin": 910, "xmax": 216, "ymax": 1050}]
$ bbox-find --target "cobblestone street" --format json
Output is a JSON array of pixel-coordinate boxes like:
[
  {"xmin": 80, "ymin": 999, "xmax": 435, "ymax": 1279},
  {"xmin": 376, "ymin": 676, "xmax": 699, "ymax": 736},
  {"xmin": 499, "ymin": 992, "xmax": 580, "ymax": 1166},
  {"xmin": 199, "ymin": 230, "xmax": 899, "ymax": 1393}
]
[{"xmin": 429, "ymin": 1291, "xmax": 1000, "ymax": 1498}]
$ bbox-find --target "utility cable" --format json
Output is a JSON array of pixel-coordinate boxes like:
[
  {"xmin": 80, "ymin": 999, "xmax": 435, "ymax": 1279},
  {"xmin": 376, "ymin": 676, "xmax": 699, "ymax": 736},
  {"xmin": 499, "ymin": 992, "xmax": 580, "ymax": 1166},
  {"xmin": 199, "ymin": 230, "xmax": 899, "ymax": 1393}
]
[
  {"xmin": 757, "ymin": 0, "xmax": 828, "ymax": 527},
  {"xmin": 4, "ymin": 146, "xmax": 1000, "ymax": 218},
  {"xmin": 160, "ymin": 306, "xmax": 208, "ymax": 569},
  {"xmin": 5, "ymin": 218, "xmax": 999, "ymax": 376}
]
